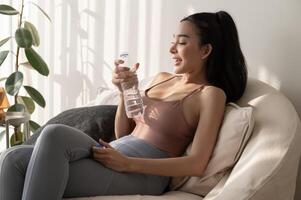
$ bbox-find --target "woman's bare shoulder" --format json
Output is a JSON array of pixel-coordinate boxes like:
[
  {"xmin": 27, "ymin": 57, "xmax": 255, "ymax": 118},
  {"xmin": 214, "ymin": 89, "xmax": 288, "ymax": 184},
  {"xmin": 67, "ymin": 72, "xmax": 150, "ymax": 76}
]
[
  {"xmin": 202, "ymin": 85, "xmax": 225, "ymax": 95},
  {"xmin": 199, "ymin": 85, "xmax": 226, "ymax": 105}
]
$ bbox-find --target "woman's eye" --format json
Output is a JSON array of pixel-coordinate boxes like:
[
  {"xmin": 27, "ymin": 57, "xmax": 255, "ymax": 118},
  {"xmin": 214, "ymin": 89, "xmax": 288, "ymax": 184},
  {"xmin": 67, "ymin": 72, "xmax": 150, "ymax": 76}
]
[{"xmin": 170, "ymin": 41, "xmax": 186, "ymax": 45}]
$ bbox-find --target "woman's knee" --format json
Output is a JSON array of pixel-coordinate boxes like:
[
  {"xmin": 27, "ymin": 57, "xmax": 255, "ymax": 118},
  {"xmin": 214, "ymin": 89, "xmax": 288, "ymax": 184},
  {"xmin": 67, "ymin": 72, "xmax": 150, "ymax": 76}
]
[
  {"xmin": 0, "ymin": 146, "xmax": 33, "ymax": 174},
  {"xmin": 37, "ymin": 124, "xmax": 72, "ymax": 146},
  {"xmin": 0, "ymin": 149, "xmax": 17, "ymax": 169}
]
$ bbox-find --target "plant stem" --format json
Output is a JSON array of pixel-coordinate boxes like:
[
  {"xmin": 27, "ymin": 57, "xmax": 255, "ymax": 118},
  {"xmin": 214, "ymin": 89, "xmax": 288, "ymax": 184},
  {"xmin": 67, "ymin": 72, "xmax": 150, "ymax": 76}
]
[
  {"xmin": 14, "ymin": 0, "xmax": 24, "ymax": 105},
  {"xmin": 18, "ymin": 0, "xmax": 25, "ymax": 27},
  {"xmin": 14, "ymin": 0, "xmax": 25, "ymax": 140}
]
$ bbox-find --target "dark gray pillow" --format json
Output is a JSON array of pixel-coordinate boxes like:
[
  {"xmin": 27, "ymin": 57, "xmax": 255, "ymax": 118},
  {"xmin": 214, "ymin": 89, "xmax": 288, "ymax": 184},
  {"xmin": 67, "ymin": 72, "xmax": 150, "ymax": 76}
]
[{"xmin": 23, "ymin": 105, "xmax": 118, "ymax": 145}]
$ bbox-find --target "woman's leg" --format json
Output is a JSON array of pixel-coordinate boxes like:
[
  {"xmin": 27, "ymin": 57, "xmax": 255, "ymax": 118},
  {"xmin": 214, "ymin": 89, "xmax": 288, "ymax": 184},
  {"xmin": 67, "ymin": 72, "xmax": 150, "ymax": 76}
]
[
  {"xmin": 64, "ymin": 158, "xmax": 149, "ymax": 198},
  {"xmin": 0, "ymin": 145, "xmax": 34, "ymax": 200},
  {"xmin": 21, "ymin": 124, "xmax": 99, "ymax": 200},
  {"xmin": 21, "ymin": 124, "xmax": 169, "ymax": 200},
  {"xmin": 64, "ymin": 135, "xmax": 170, "ymax": 198}
]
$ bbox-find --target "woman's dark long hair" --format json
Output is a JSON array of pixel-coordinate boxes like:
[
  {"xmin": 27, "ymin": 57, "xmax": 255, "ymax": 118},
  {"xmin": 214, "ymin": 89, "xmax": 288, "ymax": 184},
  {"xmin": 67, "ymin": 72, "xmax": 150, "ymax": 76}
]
[{"xmin": 181, "ymin": 11, "xmax": 247, "ymax": 102}]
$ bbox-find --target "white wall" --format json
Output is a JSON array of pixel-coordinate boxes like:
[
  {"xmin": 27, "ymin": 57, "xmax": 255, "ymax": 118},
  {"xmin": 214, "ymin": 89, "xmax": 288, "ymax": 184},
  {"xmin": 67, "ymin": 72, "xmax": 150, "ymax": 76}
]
[
  {"xmin": 1, "ymin": 0, "xmax": 300, "ymax": 123},
  {"xmin": 1, "ymin": 0, "xmax": 301, "ymax": 198}
]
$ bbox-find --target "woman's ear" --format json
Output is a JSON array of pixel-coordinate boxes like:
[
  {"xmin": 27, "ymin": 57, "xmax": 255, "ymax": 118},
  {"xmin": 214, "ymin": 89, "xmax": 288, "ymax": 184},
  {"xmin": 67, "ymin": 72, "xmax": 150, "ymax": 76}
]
[{"xmin": 200, "ymin": 44, "xmax": 213, "ymax": 60}]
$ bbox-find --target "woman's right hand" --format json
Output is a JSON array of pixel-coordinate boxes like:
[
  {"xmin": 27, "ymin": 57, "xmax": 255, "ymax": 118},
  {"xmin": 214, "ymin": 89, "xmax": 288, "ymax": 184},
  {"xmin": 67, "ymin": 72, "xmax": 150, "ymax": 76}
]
[{"xmin": 112, "ymin": 59, "xmax": 140, "ymax": 92}]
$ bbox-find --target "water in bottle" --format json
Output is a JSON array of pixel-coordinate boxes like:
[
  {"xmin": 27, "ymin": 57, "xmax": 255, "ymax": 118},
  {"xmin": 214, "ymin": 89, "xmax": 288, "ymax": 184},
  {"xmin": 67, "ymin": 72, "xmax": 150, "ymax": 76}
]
[{"xmin": 119, "ymin": 52, "xmax": 144, "ymax": 118}]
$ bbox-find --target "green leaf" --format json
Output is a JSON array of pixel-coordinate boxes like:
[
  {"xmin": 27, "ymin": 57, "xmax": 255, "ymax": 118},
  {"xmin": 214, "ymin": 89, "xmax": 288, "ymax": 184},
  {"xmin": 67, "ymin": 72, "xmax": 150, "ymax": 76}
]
[
  {"xmin": 29, "ymin": 120, "xmax": 41, "ymax": 132},
  {"xmin": 5, "ymin": 71, "xmax": 23, "ymax": 95},
  {"xmin": 23, "ymin": 85, "xmax": 46, "ymax": 108},
  {"xmin": 24, "ymin": 21, "xmax": 40, "ymax": 46},
  {"xmin": 0, "ymin": 51, "xmax": 9, "ymax": 66},
  {"xmin": 7, "ymin": 103, "xmax": 26, "ymax": 112},
  {"xmin": 15, "ymin": 28, "xmax": 33, "ymax": 48},
  {"xmin": 0, "ymin": 36, "xmax": 11, "ymax": 47},
  {"xmin": 17, "ymin": 96, "xmax": 35, "ymax": 114},
  {"xmin": 29, "ymin": 2, "xmax": 51, "ymax": 22},
  {"xmin": 0, "ymin": 77, "xmax": 7, "ymax": 82},
  {"xmin": 0, "ymin": 4, "xmax": 19, "ymax": 15},
  {"xmin": 25, "ymin": 48, "xmax": 49, "ymax": 76},
  {"xmin": 10, "ymin": 131, "xmax": 23, "ymax": 146}
]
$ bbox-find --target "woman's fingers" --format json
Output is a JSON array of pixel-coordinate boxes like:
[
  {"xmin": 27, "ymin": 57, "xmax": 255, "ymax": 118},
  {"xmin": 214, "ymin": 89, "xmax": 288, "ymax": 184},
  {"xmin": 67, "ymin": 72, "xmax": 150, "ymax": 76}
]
[
  {"xmin": 114, "ymin": 59, "xmax": 124, "ymax": 67},
  {"xmin": 116, "ymin": 71, "xmax": 135, "ymax": 78},
  {"xmin": 99, "ymin": 139, "xmax": 113, "ymax": 148},
  {"xmin": 92, "ymin": 147, "xmax": 110, "ymax": 159},
  {"xmin": 114, "ymin": 59, "xmax": 129, "ymax": 74},
  {"xmin": 115, "ymin": 66, "xmax": 130, "ymax": 74},
  {"xmin": 113, "ymin": 72, "xmax": 138, "ymax": 85},
  {"xmin": 114, "ymin": 61, "xmax": 139, "ymax": 73},
  {"xmin": 93, "ymin": 153, "xmax": 109, "ymax": 162},
  {"xmin": 130, "ymin": 63, "xmax": 140, "ymax": 73},
  {"xmin": 91, "ymin": 144, "xmax": 128, "ymax": 172},
  {"xmin": 112, "ymin": 60, "xmax": 140, "ymax": 91},
  {"xmin": 92, "ymin": 147, "xmax": 116, "ymax": 165},
  {"xmin": 92, "ymin": 147, "xmax": 102, "ymax": 155}
]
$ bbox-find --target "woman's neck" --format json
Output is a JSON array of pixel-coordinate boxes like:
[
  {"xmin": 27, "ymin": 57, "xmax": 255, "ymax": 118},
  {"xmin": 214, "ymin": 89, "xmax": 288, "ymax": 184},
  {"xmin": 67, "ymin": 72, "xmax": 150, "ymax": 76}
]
[{"xmin": 178, "ymin": 72, "xmax": 208, "ymax": 85}]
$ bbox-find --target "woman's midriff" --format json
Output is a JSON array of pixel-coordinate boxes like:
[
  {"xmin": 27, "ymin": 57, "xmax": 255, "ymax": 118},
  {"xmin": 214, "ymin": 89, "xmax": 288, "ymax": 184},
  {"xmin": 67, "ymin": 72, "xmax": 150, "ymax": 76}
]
[{"xmin": 131, "ymin": 124, "xmax": 188, "ymax": 157}]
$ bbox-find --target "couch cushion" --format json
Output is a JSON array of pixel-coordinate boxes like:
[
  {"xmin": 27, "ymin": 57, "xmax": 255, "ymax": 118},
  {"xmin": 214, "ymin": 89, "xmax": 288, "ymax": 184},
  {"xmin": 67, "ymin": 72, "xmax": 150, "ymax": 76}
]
[
  {"xmin": 24, "ymin": 105, "xmax": 118, "ymax": 145},
  {"xmin": 64, "ymin": 191, "xmax": 202, "ymax": 200},
  {"xmin": 169, "ymin": 103, "xmax": 255, "ymax": 196},
  {"xmin": 203, "ymin": 78, "xmax": 301, "ymax": 200}
]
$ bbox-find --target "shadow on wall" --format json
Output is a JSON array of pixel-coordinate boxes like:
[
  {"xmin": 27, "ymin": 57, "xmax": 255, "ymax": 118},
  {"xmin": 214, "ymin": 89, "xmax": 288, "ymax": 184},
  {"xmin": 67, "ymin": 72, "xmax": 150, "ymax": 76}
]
[
  {"xmin": 250, "ymin": 30, "xmax": 301, "ymax": 118},
  {"xmin": 42, "ymin": 0, "xmax": 108, "ymax": 114},
  {"xmin": 252, "ymin": 66, "xmax": 301, "ymax": 118},
  {"xmin": 58, "ymin": 0, "xmax": 106, "ymax": 109},
  {"xmin": 43, "ymin": 0, "xmax": 162, "ymax": 117}
]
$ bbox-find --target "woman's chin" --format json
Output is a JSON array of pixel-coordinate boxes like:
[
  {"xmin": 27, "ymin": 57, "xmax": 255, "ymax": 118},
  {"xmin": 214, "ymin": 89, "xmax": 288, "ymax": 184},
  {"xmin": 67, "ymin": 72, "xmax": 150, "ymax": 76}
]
[{"xmin": 173, "ymin": 66, "xmax": 183, "ymax": 74}]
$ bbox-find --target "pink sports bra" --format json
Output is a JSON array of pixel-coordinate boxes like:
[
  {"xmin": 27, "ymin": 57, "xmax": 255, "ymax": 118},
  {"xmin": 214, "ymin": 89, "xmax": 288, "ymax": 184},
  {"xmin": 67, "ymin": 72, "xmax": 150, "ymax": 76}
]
[{"xmin": 131, "ymin": 76, "xmax": 205, "ymax": 157}]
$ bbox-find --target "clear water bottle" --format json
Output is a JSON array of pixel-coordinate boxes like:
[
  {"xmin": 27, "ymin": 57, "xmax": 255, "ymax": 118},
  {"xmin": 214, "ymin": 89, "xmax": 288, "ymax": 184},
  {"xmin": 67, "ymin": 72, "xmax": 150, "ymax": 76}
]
[{"xmin": 119, "ymin": 52, "xmax": 144, "ymax": 118}]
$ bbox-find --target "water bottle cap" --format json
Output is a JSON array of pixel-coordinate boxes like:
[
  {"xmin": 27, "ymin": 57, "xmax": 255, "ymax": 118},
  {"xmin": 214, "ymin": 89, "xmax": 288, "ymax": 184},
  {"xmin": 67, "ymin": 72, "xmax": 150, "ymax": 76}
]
[
  {"xmin": 119, "ymin": 52, "xmax": 130, "ymax": 67},
  {"xmin": 120, "ymin": 52, "xmax": 129, "ymax": 58}
]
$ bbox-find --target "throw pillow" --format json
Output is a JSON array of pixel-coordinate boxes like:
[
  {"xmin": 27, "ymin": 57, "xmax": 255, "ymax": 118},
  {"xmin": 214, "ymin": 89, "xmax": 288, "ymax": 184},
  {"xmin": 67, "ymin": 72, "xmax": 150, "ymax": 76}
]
[
  {"xmin": 169, "ymin": 103, "xmax": 255, "ymax": 197},
  {"xmin": 23, "ymin": 105, "xmax": 118, "ymax": 145}
]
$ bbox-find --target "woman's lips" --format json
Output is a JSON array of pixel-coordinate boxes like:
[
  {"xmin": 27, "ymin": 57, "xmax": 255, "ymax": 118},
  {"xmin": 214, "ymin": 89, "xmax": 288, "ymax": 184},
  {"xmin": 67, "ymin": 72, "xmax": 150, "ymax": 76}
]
[{"xmin": 173, "ymin": 58, "xmax": 182, "ymax": 66}]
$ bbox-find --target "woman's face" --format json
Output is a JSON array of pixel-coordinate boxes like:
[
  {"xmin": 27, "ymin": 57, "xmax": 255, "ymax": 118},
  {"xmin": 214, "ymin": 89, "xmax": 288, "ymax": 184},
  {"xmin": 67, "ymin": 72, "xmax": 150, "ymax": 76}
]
[{"xmin": 170, "ymin": 21, "xmax": 205, "ymax": 75}]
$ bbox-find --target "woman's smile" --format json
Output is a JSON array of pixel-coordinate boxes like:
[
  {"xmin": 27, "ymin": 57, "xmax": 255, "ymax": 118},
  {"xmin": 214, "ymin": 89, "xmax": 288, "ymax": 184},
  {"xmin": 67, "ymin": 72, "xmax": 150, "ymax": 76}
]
[{"xmin": 172, "ymin": 57, "xmax": 182, "ymax": 66}]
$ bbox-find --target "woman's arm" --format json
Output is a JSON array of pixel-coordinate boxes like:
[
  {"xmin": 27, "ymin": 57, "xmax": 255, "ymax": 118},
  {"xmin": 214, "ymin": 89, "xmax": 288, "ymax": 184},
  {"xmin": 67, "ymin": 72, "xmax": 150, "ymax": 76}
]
[
  {"xmin": 114, "ymin": 93, "xmax": 136, "ymax": 139},
  {"xmin": 93, "ymin": 86, "xmax": 226, "ymax": 177},
  {"xmin": 112, "ymin": 60, "xmax": 139, "ymax": 139}
]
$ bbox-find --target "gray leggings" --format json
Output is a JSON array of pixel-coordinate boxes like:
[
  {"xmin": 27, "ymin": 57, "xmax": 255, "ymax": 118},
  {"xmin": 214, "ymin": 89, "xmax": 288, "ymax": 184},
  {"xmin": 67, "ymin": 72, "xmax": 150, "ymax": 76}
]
[{"xmin": 0, "ymin": 124, "xmax": 170, "ymax": 200}]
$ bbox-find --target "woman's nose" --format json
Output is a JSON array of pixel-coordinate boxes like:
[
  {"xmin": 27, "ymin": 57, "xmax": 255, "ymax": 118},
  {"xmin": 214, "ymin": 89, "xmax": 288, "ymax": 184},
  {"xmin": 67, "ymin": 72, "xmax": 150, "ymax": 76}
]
[{"xmin": 169, "ymin": 43, "xmax": 177, "ymax": 54}]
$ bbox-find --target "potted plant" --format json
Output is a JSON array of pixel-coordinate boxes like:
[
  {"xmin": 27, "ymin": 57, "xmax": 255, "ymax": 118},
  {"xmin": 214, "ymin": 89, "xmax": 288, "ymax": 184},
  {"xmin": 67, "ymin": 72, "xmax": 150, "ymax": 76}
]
[{"xmin": 0, "ymin": 0, "xmax": 51, "ymax": 146}]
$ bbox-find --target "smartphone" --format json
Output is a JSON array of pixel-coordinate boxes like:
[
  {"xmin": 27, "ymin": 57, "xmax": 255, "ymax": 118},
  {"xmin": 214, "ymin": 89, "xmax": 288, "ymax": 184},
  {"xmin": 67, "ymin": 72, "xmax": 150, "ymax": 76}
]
[{"xmin": 95, "ymin": 143, "xmax": 104, "ymax": 148}]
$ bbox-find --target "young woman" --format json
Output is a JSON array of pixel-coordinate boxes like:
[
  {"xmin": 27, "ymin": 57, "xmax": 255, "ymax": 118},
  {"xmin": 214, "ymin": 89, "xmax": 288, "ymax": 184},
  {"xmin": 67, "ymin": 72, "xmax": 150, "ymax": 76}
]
[{"xmin": 0, "ymin": 11, "xmax": 247, "ymax": 200}]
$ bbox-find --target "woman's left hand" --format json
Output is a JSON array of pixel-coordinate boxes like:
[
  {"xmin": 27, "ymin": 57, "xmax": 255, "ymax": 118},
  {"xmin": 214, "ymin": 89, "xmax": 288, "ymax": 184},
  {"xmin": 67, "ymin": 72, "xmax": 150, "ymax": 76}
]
[{"xmin": 91, "ymin": 139, "xmax": 130, "ymax": 172}]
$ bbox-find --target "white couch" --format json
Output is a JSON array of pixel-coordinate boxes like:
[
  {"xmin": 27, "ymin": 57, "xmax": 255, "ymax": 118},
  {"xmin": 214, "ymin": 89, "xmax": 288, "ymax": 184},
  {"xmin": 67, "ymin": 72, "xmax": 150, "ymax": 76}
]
[{"xmin": 66, "ymin": 77, "xmax": 301, "ymax": 200}]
